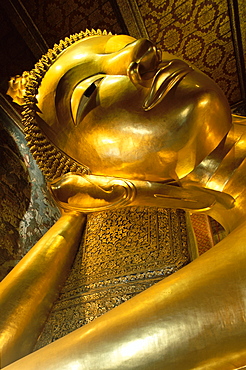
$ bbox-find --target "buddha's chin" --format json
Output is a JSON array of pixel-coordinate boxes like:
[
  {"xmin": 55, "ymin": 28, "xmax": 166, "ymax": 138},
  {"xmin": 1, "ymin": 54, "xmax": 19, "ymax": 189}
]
[{"xmin": 88, "ymin": 161, "xmax": 179, "ymax": 184}]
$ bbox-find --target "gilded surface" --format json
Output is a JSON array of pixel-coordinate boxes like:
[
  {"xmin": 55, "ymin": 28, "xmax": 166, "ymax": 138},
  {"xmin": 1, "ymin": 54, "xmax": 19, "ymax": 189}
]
[
  {"xmin": 35, "ymin": 207, "xmax": 190, "ymax": 349},
  {"xmin": 0, "ymin": 211, "xmax": 86, "ymax": 367},
  {"xmin": 22, "ymin": 33, "xmax": 231, "ymax": 182},
  {"xmin": 2, "ymin": 30, "xmax": 246, "ymax": 369}
]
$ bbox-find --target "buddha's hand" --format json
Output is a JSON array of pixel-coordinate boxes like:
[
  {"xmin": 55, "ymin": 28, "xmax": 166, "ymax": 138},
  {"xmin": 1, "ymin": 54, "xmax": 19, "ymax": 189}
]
[
  {"xmin": 49, "ymin": 172, "xmax": 235, "ymax": 214},
  {"xmin": 48, "ymin": 172, "xmax": 136, "ymax": 213}
]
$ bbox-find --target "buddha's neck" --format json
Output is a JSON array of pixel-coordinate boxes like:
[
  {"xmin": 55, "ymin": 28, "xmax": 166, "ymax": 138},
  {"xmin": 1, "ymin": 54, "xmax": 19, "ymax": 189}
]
[{"xmin": 182, "ymin": 117, "xmax": 246, "ymax": 232}]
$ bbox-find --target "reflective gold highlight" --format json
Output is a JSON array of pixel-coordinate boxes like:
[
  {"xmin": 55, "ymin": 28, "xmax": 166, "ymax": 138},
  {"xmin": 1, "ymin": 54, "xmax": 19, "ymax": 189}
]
[
  {"xmin": 23, "ymin": 32, "xmax": 231, "ymax": 183},
  {"xmin": 2, "ymin": 30, "xmax": 246, "ymax": 370},
  {"xmin": 22, "ymin": 29, "xmax": 110, "ymax": 180},
  {"xmin": 0, "ymin": 212, "xmax": 86, "ymax": 367}
]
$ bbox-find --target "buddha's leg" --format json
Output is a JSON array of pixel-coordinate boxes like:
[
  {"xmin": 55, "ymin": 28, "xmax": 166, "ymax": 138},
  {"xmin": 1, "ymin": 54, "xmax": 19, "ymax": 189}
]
[
  {"xmin": 3, "ymin": 219, "xmax": 246, "ymax": 370},
  {"xmin": 0, "ymin": 211, "xmax": 86, "ymax": 368}
]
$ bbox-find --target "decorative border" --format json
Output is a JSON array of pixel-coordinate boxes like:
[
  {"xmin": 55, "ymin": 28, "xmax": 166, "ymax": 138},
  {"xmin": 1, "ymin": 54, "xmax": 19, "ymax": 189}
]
[{"xmin": 116, "ymin": 0, "xmax": 149, "ymax": 39}]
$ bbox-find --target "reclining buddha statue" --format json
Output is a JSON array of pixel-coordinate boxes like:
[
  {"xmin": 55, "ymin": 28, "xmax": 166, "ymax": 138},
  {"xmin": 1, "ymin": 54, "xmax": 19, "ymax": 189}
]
[{"xmin": 1, "ymin": 29, "xmax": 246, "ymax": 369}]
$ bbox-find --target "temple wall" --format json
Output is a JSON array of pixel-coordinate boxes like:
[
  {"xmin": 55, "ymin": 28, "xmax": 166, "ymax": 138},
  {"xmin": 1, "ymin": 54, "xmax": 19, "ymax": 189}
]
[{"xmin": 0, "ymin": 107, "xmax": 60, "ymax": 280}]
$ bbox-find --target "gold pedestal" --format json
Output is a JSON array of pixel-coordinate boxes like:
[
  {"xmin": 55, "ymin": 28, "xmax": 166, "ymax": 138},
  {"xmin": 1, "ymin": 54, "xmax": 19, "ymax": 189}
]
[{"xmin": 35, "ymin": 207, "xmax": 190, "ymax": 349}]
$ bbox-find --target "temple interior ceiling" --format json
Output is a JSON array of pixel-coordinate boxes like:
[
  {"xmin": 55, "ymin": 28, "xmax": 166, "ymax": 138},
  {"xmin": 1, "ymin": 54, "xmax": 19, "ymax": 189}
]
[{"xmin": 0, "ymin": 0, "xmax": 245, "ymax": 109}]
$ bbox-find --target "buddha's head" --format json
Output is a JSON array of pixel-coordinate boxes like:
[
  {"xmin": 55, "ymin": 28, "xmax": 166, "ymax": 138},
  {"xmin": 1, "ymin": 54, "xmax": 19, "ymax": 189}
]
[{"xmin": 23, "ymin": 30, "xmax": 232, "ymax": 182}]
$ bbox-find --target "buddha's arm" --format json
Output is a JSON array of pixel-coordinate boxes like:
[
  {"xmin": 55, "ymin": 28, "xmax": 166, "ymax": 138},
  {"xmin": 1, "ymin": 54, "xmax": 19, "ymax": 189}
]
[
  {"xmin": 4, "ymin": 219, "xmax": 246, "ymax": 370},
  {"xmin": 0, "ymin": 211, "xmax": 86, "ymax": 368}
]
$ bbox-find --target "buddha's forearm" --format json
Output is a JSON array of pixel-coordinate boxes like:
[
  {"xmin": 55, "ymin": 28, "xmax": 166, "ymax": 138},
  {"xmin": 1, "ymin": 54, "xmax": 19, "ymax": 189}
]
[
  {"xmin": 4, "ymin": 220, "xmax": 246, "ymax": 370},
  {"xmin": 0, "ymin": 211, "xmax": 86, "ymax": 368}
]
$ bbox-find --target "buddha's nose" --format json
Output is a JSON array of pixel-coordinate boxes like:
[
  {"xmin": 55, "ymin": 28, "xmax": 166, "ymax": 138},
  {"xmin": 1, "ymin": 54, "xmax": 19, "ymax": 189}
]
[{"xmin": 127, "ymin": 39, "xmax": 162, "ymax": 85}]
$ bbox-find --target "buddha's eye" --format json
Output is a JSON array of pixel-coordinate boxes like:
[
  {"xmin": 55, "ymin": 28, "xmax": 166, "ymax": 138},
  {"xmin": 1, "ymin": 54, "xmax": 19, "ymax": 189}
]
[
  {"xmin": 84, "ymin": 82, "xmax": 98, "ymax": 97},
  {"xmin": 71, "ymin": 74, "xmax": 105, "ymax": 126}
]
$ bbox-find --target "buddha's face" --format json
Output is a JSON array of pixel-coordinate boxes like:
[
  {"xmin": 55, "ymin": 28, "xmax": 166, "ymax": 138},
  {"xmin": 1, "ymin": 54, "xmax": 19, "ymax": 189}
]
[{"xmin": 37, "ymin": 34, "xmax": 231, "ymax": 182}]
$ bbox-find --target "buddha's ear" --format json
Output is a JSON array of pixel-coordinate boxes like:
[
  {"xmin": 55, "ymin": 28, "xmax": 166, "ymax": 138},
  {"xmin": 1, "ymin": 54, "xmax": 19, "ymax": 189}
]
[
  {"xmin": 7, "ymin": 71, "xmax": 30, "ymax": 106},
  {"xmin": 48, "ymin": 173, "xmax": 136, "ymax": 213}
]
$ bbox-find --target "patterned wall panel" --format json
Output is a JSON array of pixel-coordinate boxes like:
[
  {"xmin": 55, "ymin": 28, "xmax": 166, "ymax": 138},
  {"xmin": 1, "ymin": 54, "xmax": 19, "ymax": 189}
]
[
  {"xmin": 134, "ymin": 0, "xmax": 242, "ymax": 105},
  {"xmin": 2, "ymin": 0, "xmax": 244, "ymax": 107},
  {"xmin": 19, "ymin": 0, "xmax": 126, "ymax": 48},
  {"xmin": 34, "ymin": 207, "xmax": 190, "ymax": 348},
  {"xmin": 190, "ymin": 213, "xmax": 214, "ymax": 255},
  {"xmin": 238, "ymin": 0, "xmax": 246, "ymax": 59},
  {"xmin": 190, "ymin": 213, "xmax": 227, "ymax": 255}
]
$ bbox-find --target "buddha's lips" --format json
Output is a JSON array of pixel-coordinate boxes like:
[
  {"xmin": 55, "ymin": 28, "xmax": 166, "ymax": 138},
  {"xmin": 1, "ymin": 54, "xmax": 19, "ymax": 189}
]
[{"xmin": 143, "ymin": 60, "xmax": 193, "ymax": 111}]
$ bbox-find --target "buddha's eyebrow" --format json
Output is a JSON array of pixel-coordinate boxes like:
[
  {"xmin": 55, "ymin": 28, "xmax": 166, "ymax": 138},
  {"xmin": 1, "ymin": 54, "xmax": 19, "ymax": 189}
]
[
  {"xmin": 55, "ymin": 68, "xmax": 101, "ymax": 106},
  {"xmin": 70, "ymin": 74, "xmax": 106, "ymax": 126},
  {"xmin": 55, "ymin": 70, "xmax": 105, "ymax": 125},
  {"xmin": 100, "ymin": 42, "xmax": 135, "ymax": 55},
  {"xmin": 54, "ymin": 68, "xmax": 91, "ymax": 122}
]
